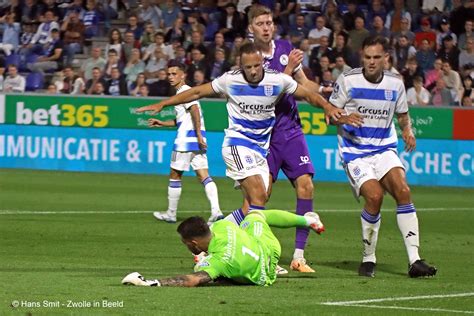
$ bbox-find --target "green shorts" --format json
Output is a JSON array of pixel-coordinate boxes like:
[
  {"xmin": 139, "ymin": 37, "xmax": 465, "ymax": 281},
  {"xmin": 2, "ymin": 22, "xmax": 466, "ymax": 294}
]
[{"xmin": 240, "ymin": 211, "xmax": 281, "ymax": 284}]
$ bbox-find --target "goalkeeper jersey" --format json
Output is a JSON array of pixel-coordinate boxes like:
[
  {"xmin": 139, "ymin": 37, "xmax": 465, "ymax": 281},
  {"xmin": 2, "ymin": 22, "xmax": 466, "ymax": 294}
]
[{"xmin": 195, "ymin": 220, "xmax": 275, "ymax": 286}]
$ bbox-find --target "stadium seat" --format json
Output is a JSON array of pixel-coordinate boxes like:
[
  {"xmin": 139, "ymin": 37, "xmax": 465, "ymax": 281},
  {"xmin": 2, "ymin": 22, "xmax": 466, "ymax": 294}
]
[
  {"xmin": 338, "ymin": 4, "xmax": 348, "ymax": 14},
  {"xmin": 5, "ymin": 53, "xmax": 21, "ymax": 68},
  {"xmin": 20, "ymin": 54, "xmax": 39, "ymax": 72},
  {"xmin": 359, "ymin": 4, "xmax": 369, "ymax": 15},
  {"xmin": 204, "ymin": 21, "xmax": 219, "ymax": 42},
  {"xmin": 26, "ymin": 54, "xmax": 39, "ymax": 64},
  {"xmin": 25, "ymin": 72, "xmax": 45, "ymax": 91}
]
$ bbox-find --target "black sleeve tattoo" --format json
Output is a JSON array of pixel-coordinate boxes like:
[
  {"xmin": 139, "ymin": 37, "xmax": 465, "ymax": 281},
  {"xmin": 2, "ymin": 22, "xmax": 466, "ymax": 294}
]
[{"xmin": 159, "ymin": 271, "xmax": 212, "ymax": 287}]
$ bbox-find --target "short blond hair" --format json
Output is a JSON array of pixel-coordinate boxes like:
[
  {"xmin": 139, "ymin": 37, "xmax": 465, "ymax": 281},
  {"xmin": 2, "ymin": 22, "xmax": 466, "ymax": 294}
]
[{"xmin": 248, "ymin": 4, "xmax": 272, "ymax": 24}]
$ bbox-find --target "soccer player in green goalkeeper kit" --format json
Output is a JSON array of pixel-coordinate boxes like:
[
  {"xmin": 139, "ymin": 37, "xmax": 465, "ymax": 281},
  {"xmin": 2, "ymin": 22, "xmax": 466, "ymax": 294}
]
[{"xmin": 122, "ymin": 210, "xmax": 324, "ymax": 287}]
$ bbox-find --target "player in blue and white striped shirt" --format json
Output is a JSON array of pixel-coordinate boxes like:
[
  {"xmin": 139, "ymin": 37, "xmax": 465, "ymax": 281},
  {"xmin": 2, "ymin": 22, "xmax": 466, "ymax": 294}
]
[
  {"xmin": 329, "ymin": 35, "xmax": 437, "ymax": 278},
  {"xmin": 144, "ymin": 61, "xmax": 222, "ymax": 224},
  {"xmin": 138, "ymin": 42, "xmax": 343, "ymax": 224}
]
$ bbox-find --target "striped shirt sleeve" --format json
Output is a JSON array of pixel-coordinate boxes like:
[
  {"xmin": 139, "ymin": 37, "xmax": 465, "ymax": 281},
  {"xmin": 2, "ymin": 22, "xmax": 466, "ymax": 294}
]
[
  {"xmin": 395, "ymin": 81, "xmax": 409, "ymax": 114},
  {"xmin": 211, "ymin": 72, "xmax": 228, "ymax": 95},
  {"xmin": 329, "ymin": 74, "xmax": 348, "ymax": 109},
  {"xmin": 281, "ymin": 73, "xmax": 298, "ymax": 95}
]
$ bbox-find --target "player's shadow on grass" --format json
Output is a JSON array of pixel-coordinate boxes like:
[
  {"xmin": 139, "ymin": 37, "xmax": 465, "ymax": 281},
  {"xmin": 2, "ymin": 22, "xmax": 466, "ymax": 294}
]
[
  {"xmin": 115, "ymin": 277, "xmax": 252, "ymax": 287},
  {"xmin": 318, "ymin": 260, "xmax": 406, "ymax": 277},
  {"xmin": 317, "ymin": 260, "xmax": 359, "ymax": 272},
  {"xmin": 276, "ymin": 274, "xmax": 318, "ymax": 279}
]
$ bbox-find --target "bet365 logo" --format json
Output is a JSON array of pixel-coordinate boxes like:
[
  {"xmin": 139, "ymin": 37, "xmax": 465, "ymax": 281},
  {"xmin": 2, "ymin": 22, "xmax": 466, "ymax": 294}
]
[{"xmin": 11, "ymin": 102, "xmax": 109, "ymax": 127}]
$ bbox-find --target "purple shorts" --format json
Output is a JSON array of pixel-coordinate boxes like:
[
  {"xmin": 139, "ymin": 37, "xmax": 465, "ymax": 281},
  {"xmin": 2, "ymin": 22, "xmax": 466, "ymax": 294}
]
[{"xmin": 267, "ymin": 129, "xmax": 315, "ymax": 182}]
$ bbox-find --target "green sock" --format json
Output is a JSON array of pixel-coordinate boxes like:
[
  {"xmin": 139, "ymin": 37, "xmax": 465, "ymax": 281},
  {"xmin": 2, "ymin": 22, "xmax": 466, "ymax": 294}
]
[{"xmin": 262, "ymin": 209, "xmax": 307, "ymax": 228}]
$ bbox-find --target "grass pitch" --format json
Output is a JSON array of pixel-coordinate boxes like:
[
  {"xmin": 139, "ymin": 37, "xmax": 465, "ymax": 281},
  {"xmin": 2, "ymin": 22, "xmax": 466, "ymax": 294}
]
[{"xmin": 0, "ymin": 168, "xmax": 473, "ymax": 315}]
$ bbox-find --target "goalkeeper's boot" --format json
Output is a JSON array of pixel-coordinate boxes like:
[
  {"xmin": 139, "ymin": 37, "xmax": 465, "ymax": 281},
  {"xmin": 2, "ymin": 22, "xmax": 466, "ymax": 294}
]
[
  {"xmin": 304, "ymin": 212, "xmax": 325, "ymax": 234},
  {"xmin": 207, "ymin": 212, "xmax": 224, "ymax": 226},
  {"xmin": 122, "ymin": 272, "xmax": 159, "ymax": 286},
  {"xmin": 358, "ymin": 261, "xmax": 376, "ymax": 277},
  {"xmin": 275, "ymin": 265, "xmax": 288, "ymax": 275},
  {"xmin": 153, "ymin": 211, "xmax": 177, "ymax": 223},
  {"xmin": 408, "ymin": 260, "xmax": 437, "ymax": 278},
  {"xmin": 290, "ymin": 258, "xmax": 315, "ymax": 273}
]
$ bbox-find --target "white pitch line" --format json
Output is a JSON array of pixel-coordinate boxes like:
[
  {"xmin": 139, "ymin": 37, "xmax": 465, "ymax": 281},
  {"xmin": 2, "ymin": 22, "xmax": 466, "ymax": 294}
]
[
  {"xmin": 313, "ymin": 207, "xmax": 474, "ymax": 213},
  {"xmin": 0, "ymin": 207, "xmax": 473, "ymax": 215},
  {"xmin": 322, "ymin": 292, "xmax": 474, "ymax": 305},
  {"xmin": 0, "ymin": 210, "xmax": 166, "ymax": 215},
  {"xmin": 338, "ymin": 304, "xmax": 474, "ymax": 314}
]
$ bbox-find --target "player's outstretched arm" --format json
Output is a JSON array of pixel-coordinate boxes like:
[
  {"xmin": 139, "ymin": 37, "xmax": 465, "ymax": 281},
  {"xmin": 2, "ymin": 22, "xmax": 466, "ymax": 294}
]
[
  {"xmin": 293, "ymin": 66, "xmax": 321, "ymax": 95},
  {"xmin": 122, "ymin": 271, "xmax": 213, "ymax": 287},
  {"xmin": 329, "ymin": 113, "xmax": 364, "ymax": 127},
  {"xmin": 158, "ymin": 271, "xmax": 213, "ymax": 287},
  {"xmin": 293, "ymin": 84, "xmax": 345, "ymax": 123},
  {"xmin": 135, "ymin": 83, "xmax": 216, "ymax": 115},
  {"xmin": 294, "ymin": 72, "xmax": 344, "ymax": 125},
  {"xmin": 397, "ymin": 112, "xmax": 416, "ymax": 152},
  {"xmin": 288, "ymin": 62, "xmax": 333, "ymax": 120},
  {"xmin": 189, "ymin": 104, "xmax": 207, "ymax": 151},
  {"xmin": 148, "ymin": 118, "xmax": 177, "ymax": 128}
]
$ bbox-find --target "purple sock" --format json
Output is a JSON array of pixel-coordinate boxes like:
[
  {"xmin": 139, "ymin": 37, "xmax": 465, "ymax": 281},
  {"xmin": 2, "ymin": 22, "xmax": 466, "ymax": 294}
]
[{"xmin": 295, "ymin": 198, "xmax": 313, "ymax": 250}]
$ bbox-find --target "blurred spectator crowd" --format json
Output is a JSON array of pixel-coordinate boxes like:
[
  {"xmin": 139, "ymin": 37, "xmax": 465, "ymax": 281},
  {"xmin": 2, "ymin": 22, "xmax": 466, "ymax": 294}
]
[{"xmin": 0, "ymin": 0, "xmax": 473, "ymax": 106}]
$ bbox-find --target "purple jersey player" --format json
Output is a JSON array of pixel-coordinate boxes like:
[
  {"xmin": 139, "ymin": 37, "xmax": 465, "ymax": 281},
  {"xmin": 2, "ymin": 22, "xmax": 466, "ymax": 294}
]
[{"xmin": 248, "ymin": 5, "xmax": 326, "ymax": 273}]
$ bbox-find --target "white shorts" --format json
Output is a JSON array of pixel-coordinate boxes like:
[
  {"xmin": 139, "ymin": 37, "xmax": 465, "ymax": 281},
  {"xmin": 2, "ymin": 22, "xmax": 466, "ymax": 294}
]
[
  {"xmin": 170, "ymin": 150, "xmax": 208, "ymax": 172},
  {"xmin": 344, "ymin": 150, "xmax": 405, "ymax": 199},
  {"xmin": 222, "ymin": 145, "xmax": 270, "ymax": 191}
]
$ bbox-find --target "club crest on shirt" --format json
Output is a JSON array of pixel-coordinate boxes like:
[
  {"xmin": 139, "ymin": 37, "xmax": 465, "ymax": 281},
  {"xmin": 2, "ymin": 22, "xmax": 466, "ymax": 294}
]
[
  {"xmin": 332, "ymin": 82, "xmax": 340, "ymax": 97},
  {"xmin": 384, "ymin": 89, "xmax": 393, "ymax": 101},
  {"xmin": 245, "ymin": 155, "xmax": 253, "ymax": 164},
  {"xmin": 264, "ymin": 85, "xmax": 273, "ymax": 96},
  {"xmin": 279, "ymin": 54, "xmax": 288, "ymax": 66},
  {"xmin": 353, "ymin": 166, "xmax": 361, "ymax": 176}
]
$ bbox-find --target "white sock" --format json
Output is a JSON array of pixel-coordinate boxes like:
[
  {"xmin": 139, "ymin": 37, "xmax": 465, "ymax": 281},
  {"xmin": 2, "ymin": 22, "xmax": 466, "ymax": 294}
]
[
  {"xmin": 224, "ymin": 208, "xmax": 244, "ymax": 225},
  {"xmin": 167, "ymin": 180, "xmax": 182, "ymax": 216},
  {"xmin": 361, "ymin": 209, "xmax": 381, "ymax": 263},
  {"xmin": 202, "ymin": 177, "xmax": 221, "ymax": 214},
  {"xmin": 397, "ymin": 203, "xmax": 421, "ymax": 264},
  {"xmin": 293, "ymin": 248, "xmax": 304, "ymax": 259}
]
